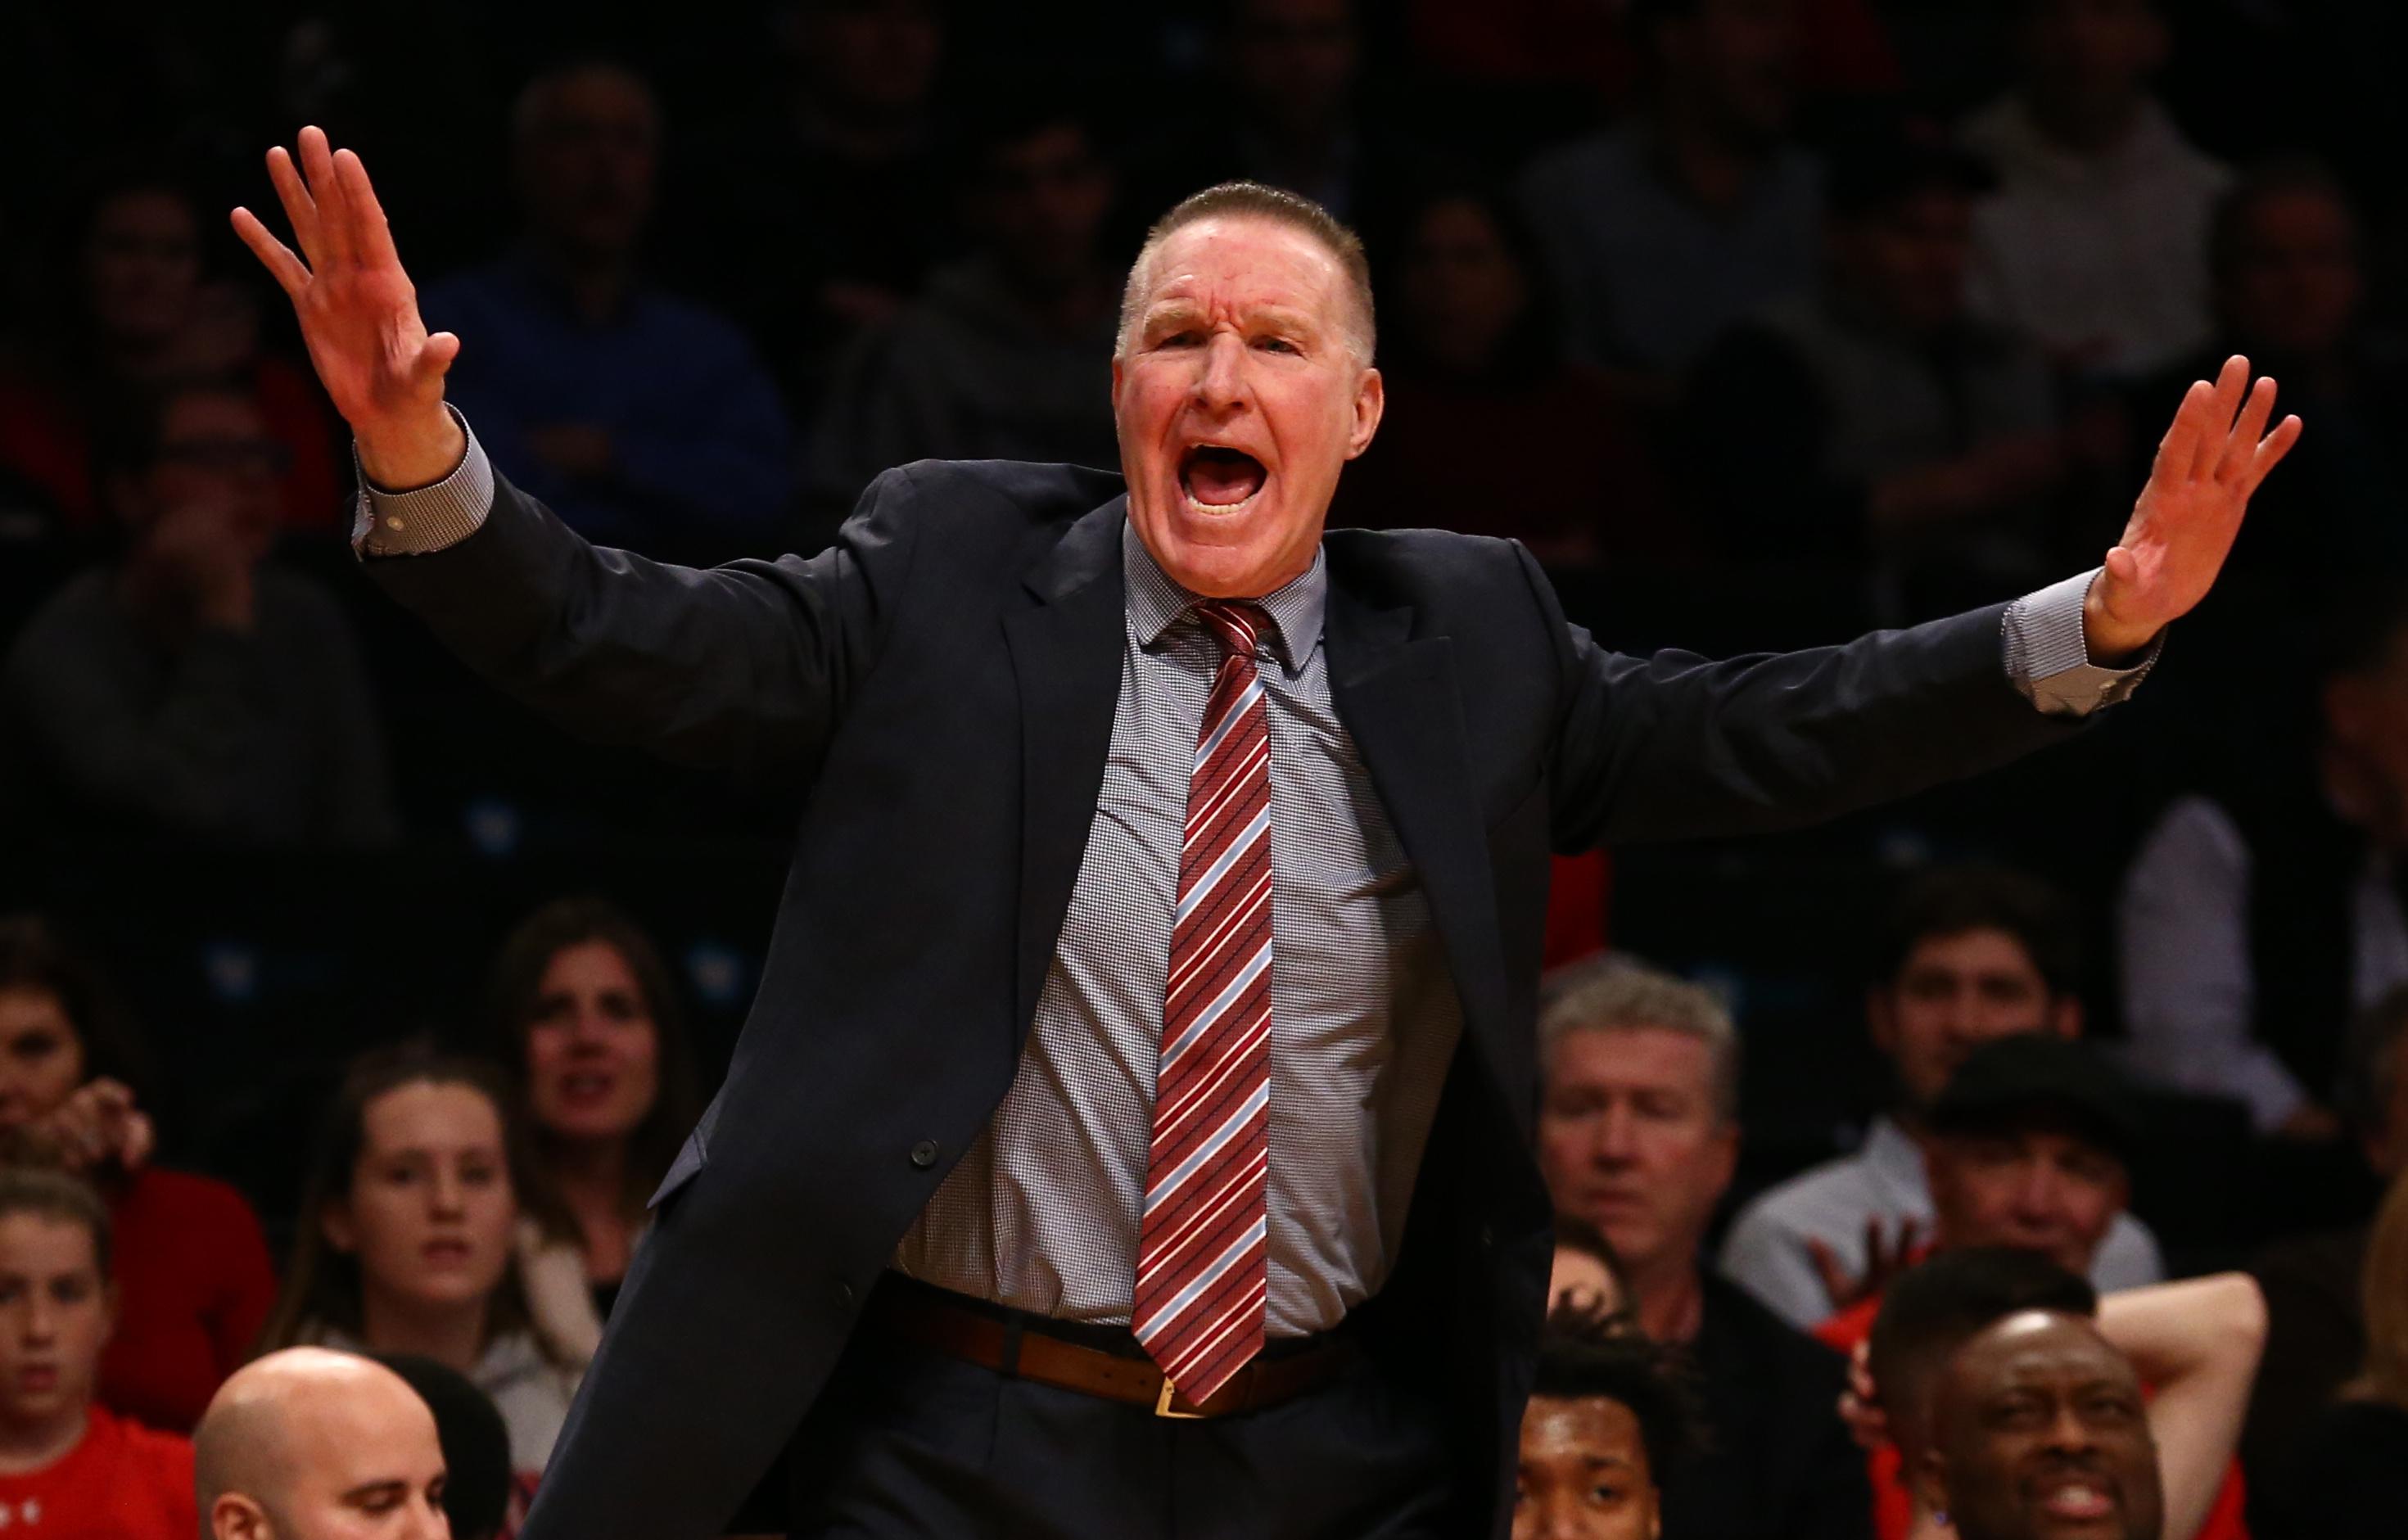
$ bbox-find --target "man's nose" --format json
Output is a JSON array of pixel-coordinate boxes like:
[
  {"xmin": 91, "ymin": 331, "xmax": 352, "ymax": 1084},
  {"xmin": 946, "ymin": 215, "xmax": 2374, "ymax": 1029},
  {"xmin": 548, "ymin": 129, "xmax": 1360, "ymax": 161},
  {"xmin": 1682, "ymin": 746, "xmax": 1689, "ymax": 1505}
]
[
  {"xmin": 1191, "ymin": 333, "xmax": 1249, "ymax": 414},
  {"xmin": 1592, "ymin": 1103, "xmax": 1639, "ymax": 1164}
]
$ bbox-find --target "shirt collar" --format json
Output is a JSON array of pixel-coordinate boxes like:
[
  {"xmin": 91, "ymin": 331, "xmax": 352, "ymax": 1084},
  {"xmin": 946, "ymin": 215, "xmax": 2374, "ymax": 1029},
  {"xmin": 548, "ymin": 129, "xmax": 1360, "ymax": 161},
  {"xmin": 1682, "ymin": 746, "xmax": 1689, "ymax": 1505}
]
[{"xmin": 1120, "ymin": 518, "xmax": 1326, "ymax": 675}]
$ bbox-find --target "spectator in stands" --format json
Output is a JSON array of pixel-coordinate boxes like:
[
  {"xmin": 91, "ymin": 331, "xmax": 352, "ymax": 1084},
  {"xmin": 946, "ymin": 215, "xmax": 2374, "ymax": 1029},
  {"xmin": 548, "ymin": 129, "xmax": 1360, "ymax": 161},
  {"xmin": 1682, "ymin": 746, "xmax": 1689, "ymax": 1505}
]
[
  {"xmin": 0, "ymin": 174, "xmax": 341, "ymax": 535},
  {"xmin": 1516, "ymin": 1313, "xmax": 1705, "ymax": 1540},
  {"xmin": 425, "ymin": 61, "xmax": 792, "ymax": 562},
  {"xmin": 259, "ymin": 1043, "xmax": 577, "ymax": 1524},
  {"xmin": 810, "ymin": 98, "xmax": 1120, "ymax": 509},
  {"xmin": 0, "ymin": 915, "xmax": 276, "ymax": 1432},
  {"xmin": 196, "ymin": 1347, "xmax": 448, "ymax": 1540},
  {"xmin": 0, "ymin": 375, "xmax": 398, "ymax": 848},
  {"xmin": 1519, "ymin": 0, "xmax": 1822, "ymax": 387},
  {"xmin": 1125, "ymin": 0, "xmax": 1436, "ymax": 253},
  {"xmin": 486, "ymin": 897, "xmax": 702, "ymax": 1362},
  {"xmin": 1860, "ymin": 1248, "xmax": 2101, "ymax": 1540},
  {"xmin": 374, "ymin": 1353, "xmax": 516, "ymax": 1540},
  {"xmin": 2261, "ymin": 1167, "xmax": 2408, "ymax": 1540},
  {"xmin": 1538, "ymin": 960, "xmax": 1873, "ymax": 1540},
  {"xmin": 1682, "ymin": 118, "xmax": 2071, "ymax": 620},
  {"xmin": 2246, "ymin": 989, "xmax": 2408, "ymax": 1528},
  {"xmin": 1811, "ymin": 1034, "xmax": 2255, "ymax": 1540},
  {"xmin": 678, "ymin": 0, "xmax": 953, "ymax": 425},
  {"xmin": 2121, "ymin": 161, "xmax": 2408, "ymax": 640},
  {"xmin": 0, "ymin": 1167, "xmax": 195, "ymax": 1538},
  {"xmin": 1858, "ymin": 1249, "xmax": 2263, "ymax": 1540},
  {"xmin": 1723, "ymin": 869, "xmax": 2162, "ymax": 1330},
  {"xmin": 1960, "ymin": 0, "xmax": 2230, "ymax": 378},
  {"xmin": 2121, "ymin": 576, "xmax": 2408, "ymax": 1138},
  {"xmin": 1331, "ymin": 185, "xmax": 1677, "ymax": 570},
  {"xmin": 1918, "ymin": 1311, "xmax": 2165, "ymax": 1540}
]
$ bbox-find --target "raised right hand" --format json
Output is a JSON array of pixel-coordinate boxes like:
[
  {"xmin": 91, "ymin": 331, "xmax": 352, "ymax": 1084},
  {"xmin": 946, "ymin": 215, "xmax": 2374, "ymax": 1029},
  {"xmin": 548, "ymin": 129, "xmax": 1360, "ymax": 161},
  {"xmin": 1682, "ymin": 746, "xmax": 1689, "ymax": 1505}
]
[{"xmin": 230, "ymin": 126, "xmax": 465, "ymax": 489}]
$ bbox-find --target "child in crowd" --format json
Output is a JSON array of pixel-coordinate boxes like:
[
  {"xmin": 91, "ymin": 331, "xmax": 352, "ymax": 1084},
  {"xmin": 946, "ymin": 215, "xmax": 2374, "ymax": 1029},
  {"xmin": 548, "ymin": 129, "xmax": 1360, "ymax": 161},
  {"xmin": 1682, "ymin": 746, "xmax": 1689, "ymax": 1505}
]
[
  {"xmin": 0, "ymin": 1165, "xmax": 196, "ymax": 1538},
  {"xmin": 260, "ymin": 1042, "xmax": 578, "ymax": 1535},
  {"xmin": 0, "ymin": 915, "xmax": 277, "ymax": 1430}
]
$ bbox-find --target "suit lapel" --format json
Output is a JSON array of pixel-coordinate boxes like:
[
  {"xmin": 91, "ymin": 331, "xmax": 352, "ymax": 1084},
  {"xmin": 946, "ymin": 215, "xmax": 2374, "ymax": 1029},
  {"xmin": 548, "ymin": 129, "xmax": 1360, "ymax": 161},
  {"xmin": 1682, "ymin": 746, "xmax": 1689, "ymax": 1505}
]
[
  {"xmin": 1324, "ymin": 582, "xmax": 1521, "ymax": 1140},
  {"xmin": 1001, "ymin": 498, "xmax": 1130, "ymax": 1043}
]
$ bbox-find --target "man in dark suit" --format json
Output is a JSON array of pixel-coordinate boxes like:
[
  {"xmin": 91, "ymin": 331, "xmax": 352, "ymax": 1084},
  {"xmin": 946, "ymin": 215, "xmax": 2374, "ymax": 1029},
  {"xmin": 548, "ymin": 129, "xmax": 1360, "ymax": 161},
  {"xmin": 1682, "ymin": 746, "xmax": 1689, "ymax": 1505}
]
[{"xmin": 231, "ymin": 127, "xmax": 2299, "ymax": 1540}]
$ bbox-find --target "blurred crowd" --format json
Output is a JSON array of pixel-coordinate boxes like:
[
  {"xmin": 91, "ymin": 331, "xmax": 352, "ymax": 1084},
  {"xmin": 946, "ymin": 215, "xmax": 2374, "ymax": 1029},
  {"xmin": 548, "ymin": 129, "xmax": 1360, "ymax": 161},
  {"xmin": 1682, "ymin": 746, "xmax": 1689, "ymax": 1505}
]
[{"xmin": 5, "ymin": 1, "xmax": 2408, "ymax": 1537}]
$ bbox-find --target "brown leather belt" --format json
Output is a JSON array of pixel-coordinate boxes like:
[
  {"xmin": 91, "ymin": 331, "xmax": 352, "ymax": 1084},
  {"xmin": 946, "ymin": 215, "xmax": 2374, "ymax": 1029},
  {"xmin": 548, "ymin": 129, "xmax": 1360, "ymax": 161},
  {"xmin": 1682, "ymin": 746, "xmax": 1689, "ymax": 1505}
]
[{"xmin": 865, "ymin": 1277, "xmax": 1357, "ymax": 1419}]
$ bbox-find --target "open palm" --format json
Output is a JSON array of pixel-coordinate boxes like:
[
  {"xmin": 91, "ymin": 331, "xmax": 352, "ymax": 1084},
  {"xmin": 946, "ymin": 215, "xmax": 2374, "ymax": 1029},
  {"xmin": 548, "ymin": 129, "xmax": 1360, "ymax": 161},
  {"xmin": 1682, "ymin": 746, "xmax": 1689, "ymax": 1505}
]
[
  {"xmin": 230, "ymin": 127, "xmax": 463, "ymax": 484},
  {"xmin": 2087, "ymin": 355, "xmax": 2304, "ymax": 657}
]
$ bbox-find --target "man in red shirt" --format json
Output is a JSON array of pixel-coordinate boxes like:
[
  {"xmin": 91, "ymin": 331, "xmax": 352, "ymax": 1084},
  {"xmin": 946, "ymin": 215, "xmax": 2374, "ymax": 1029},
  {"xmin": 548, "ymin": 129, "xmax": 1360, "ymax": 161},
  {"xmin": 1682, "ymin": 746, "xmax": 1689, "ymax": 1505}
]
[
  {"xmin": 0, "ymin": 1167, "xmax": 195, "ymax": 1538},
  {"xmin": 1816, "ymin": 1036, "xmax": 2256, "ymax": 1540}
]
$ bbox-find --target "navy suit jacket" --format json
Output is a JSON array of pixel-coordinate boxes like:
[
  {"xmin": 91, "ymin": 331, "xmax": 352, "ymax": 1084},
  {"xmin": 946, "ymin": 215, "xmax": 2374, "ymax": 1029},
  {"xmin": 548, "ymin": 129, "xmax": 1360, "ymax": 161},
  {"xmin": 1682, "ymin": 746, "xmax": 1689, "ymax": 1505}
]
[{"xmin": 364, "ymin": 457, "xmax": 2081, "ymax": 1538}]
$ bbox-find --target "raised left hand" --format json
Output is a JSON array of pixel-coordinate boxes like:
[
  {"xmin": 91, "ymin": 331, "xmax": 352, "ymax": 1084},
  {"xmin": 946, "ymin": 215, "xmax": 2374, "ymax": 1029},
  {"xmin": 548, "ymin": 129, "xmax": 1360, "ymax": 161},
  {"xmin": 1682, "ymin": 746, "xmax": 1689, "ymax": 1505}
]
[{"xmin": 2084, "ymin": 355, "xmax": 2302, "ymax": 660}]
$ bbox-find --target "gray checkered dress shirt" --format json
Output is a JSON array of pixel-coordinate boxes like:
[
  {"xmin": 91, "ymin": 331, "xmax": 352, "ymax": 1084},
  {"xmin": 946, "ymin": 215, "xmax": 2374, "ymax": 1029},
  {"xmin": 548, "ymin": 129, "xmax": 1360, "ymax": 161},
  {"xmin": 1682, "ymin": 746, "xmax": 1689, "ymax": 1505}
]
[{"xmin": 356, "ymin": 418, "xmax": 2154, "ymax": 1339}]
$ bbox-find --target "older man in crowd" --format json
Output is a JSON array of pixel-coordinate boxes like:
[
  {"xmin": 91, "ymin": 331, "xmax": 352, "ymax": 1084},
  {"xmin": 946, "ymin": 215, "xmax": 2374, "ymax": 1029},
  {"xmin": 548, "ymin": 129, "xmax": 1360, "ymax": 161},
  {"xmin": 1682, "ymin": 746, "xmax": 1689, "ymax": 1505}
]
[{"xmin": 1538, "ymin": 960, "xmax": 1872, "ymax": 1540}]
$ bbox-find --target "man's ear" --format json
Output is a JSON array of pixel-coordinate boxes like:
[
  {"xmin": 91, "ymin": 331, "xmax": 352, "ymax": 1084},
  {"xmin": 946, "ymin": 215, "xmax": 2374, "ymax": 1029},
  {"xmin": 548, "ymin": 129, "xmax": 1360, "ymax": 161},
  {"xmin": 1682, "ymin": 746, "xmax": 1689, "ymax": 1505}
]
[
  {"xmin": 1345, "ymin": 366, "xmax": 1384, "ymax": 458},
  {"xmin": 213, "ymin": 1493, "xmax": 272, "ymax": 1540},
  {"xmin": 2050, "ymin": 994, "xmax": 2084, "ymax": 1040},
  {"xmin": 1915, "ymin": 1443, "xmax": 1953, "ymax": 1524}
]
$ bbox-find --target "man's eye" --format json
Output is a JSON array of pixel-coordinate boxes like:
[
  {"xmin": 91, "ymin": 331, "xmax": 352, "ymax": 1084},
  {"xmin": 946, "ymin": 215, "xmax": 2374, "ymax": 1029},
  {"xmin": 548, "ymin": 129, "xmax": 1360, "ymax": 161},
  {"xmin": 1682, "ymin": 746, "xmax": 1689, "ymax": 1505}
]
[
  {"xmin": 1159, "ymin": 330, "xmax": 1200, "ymax": 348},
  {"xmin": 1258, "ymin": 336, "xmax": 1300, "ymax": 355}
]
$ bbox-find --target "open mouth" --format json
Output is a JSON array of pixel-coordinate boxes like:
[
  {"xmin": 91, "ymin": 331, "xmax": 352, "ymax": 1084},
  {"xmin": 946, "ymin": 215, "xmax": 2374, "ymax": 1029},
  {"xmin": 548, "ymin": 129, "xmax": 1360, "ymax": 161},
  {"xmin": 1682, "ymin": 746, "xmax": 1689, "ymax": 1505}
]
[
  {"xmin": 2034, "ymin": 1477, "xmax": 2118, "ymax": 1524},
  {"xmin": 1179, "ymin": 445, "xmax": 1268, "ymax": 508}
]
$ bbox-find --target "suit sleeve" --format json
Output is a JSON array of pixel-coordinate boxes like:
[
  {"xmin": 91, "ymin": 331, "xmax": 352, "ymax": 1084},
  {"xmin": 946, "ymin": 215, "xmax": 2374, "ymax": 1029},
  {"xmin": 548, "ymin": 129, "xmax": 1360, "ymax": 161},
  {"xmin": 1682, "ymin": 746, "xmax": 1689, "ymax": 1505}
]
[
  {"xmin": 359, "ymin": 443, "xmax": 923, "ymax": 784},
  {"xmin": 1522, "ymin": 544, "xmax": 2085, "ymax": 851}
]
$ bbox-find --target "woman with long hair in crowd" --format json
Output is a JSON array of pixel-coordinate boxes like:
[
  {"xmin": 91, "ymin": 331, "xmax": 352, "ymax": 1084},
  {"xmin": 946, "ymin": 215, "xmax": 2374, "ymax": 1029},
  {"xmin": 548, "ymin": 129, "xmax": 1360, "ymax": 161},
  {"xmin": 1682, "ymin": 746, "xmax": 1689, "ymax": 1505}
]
[
  {"xmin": 0, "ymin": 914, "xmax": 276, "ymax": 1432},
  {"xmin": 2265, "ymin": 1167, "xmax": 2408, "ymax": 1538},
  {"xmin": 486, "ymin": 897, "xmax": 701, "ymax": 1365},
  {"xmin": 258, "ymin": 1041, "xmax": 577, "ymax": 1532}
]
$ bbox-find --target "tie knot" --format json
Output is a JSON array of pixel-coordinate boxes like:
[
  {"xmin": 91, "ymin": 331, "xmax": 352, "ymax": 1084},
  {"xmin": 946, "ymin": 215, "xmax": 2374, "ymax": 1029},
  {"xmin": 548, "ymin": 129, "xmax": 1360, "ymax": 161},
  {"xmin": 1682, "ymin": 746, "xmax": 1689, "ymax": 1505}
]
[{"xmin": 1194, "ymin": 602, "xmax": 1263, "ymax": 663}]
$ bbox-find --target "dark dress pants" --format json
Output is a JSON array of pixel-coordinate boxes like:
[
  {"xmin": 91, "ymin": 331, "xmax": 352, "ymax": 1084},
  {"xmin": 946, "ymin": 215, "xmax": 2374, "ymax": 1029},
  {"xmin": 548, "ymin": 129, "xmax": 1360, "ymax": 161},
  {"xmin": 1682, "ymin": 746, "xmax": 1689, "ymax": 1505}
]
[{"xmin": 785, "ymin": 1288, "xmax": 1460, "ymax": 1539}]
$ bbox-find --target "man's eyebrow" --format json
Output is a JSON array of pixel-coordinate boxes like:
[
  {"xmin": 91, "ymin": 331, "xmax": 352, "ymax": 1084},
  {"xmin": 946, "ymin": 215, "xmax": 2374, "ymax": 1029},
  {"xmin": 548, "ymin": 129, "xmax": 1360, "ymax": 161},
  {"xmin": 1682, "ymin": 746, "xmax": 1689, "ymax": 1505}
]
[{"xmin": 1582, "ymin": 1453, "xmax": 1638, "ymax": 1471}]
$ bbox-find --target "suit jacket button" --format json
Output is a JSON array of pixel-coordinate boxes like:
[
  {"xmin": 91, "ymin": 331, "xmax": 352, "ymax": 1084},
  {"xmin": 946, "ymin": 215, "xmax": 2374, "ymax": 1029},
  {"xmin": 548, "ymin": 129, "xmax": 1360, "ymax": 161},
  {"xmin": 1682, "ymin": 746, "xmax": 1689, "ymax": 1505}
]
[
  {"xmin": 836, "ymin": 1280, "xmax": 856, "ymax": 1308},
  {"xmin": 910, "ymin": 1140, "xmax": 940, "ymax": 1169}
]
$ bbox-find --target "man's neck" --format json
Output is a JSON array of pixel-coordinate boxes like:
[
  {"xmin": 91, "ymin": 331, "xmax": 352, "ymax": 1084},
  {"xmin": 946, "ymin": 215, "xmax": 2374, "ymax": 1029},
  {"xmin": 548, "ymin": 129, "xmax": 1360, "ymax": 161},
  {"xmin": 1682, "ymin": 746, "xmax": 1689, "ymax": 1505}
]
[
  {"xmin": 361, "ymin": 1288, "xmax": 491, "ymax": 1375},
  {"xmin": 1630, "ymin": 1258, "xmax": 1707, "ymax": 1344},
  {"xmin": 0, "ymin": 1404, "xmax": 89, "ymax": 1475}
]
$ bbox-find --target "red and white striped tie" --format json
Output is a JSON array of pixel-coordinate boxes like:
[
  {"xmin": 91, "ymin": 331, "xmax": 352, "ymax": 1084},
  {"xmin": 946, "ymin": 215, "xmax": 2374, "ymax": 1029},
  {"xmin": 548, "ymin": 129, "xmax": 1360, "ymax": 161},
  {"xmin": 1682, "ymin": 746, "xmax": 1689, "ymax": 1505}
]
[{"xmin": 1132, "ymin": 601, "xmax": 1275, "ymax": 1407}]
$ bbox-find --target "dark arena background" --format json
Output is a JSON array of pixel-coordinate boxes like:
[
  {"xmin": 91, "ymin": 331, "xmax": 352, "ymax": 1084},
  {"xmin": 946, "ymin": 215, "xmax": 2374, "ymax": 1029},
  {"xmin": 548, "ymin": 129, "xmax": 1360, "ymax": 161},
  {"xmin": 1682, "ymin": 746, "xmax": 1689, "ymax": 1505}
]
[{"xmin": 2, "ymin": 2, "xmax": 2406, "ymax": 1538}]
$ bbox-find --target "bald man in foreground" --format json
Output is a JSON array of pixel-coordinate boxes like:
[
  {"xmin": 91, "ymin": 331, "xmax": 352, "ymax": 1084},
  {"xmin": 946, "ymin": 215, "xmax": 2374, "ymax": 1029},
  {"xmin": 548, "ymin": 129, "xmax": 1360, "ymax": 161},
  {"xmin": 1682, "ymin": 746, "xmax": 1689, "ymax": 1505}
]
[
  {"xmin": 196, "ymin": 1348, "xmax": 450, "ymax": 1540},
  {"xmin": 1921, "ymin": 1312, "xmax": 2163, "ymax": 1540}
]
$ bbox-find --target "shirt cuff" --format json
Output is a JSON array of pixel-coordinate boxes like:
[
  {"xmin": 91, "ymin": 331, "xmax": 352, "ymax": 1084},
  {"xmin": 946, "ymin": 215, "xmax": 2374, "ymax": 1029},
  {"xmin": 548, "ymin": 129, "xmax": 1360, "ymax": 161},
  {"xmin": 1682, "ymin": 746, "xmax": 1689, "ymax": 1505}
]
[
  {"xmin": 2002, "ymin": 567, "xmax": 2159, "ymax": 717},
  {"xmin": 350, "ymin": 404, "xmax": 493, "ymax": 558}
]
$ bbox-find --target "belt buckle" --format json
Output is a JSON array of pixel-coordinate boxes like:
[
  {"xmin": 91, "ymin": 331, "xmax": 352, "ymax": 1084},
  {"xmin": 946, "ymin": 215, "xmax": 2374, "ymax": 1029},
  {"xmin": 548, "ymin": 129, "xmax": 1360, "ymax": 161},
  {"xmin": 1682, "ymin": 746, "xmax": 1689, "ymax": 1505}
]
[{"xmin": 1154, "ymin": 1377, "xmax": 1207, "ymax": 1420}]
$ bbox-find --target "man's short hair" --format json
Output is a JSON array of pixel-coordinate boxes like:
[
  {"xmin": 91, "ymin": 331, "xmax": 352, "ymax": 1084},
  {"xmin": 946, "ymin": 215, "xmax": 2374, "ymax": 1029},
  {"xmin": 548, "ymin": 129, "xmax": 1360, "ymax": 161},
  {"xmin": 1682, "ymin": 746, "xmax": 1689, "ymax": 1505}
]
[
  {"xmin": 1532, "ymin": 1308, "xmax": 1708, "ymax": 1479},
  {"xmin": 1873, "ymin": 865, "xmax": 2080, "ymax": 999},
  {"xmin": 1117, "ymin": 181, "xmax": 1376, "ymax": 364},
  {"xmin": 0, "ymin": 1166, "xmax": 113, "ymax": 1276},
  {"xmin": 1538, "ymin": 958, "xmax": 1742, "ymax": 1125},
  {"xmin": 1868, "ymin": 1247, "xmax": 2097, "ymax": 1450}
]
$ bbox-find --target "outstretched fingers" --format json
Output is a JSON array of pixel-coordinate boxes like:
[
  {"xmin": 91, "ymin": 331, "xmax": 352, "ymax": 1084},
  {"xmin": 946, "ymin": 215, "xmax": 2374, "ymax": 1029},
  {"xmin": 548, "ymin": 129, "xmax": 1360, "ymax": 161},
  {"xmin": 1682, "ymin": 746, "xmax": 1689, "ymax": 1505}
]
[
  {"xmin": 2215, "ymin": 377, "xmax": 2279, "ymax": 484},
  {"xmin": 2189, "ymin": 355, "xmax": 2250, "ymax": 480},
  {"xmin": 2152, "ymin": 377, "xmax": 2213, "ymax": 485},
  {"xmin": 264, "ymin": 145, "xmax": 323, "ymax": 264},
  {"xmin": 298, "ymin": 126, "xmax": 356, "ymax": 265},
  {"xmin": 2244, "ymin": 413, "xmax": 2306, "ymax": 494},
  {"xmin": 229, "ymin": 207, "xmax": 309, "ymax": 297},
  {"xmin": 333, "ymin": 148, "xmax": 400, "ymax": 269}
]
